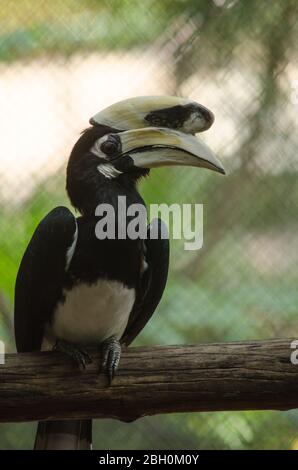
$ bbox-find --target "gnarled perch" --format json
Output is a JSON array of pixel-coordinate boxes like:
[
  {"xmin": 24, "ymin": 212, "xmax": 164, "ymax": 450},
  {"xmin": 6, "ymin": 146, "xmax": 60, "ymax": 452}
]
[{"xmin": 0, "ymin": 339, "xmax": 297, "ymax": 423}]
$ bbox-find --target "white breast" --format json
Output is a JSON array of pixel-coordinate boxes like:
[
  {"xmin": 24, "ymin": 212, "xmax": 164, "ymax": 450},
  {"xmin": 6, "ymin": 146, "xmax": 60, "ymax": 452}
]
[{"xmin": 49, "ymin": 279, "xmax": 135, "ymax": 346}]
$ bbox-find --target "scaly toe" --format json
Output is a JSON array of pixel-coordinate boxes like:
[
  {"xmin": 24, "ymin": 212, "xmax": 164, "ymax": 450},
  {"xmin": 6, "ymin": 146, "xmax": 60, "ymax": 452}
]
[
  {"xmin": 100, "ymin": 336, "xmax": 121, "ymax": 384},
  {"xmin": 54, "ymin": 340, "xmax": 92, "ymax": 369}
]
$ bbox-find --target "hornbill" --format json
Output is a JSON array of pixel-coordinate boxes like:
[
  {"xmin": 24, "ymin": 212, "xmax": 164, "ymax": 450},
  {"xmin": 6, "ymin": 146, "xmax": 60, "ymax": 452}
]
[{"xmin": 14, "ymin": 95, "xmax": 224, "ymax": 450}]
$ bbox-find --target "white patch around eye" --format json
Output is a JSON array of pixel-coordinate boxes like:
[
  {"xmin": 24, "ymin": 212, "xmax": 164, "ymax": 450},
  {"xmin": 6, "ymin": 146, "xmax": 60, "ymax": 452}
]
[
  {"xmin": 97, "ymin": 163, "xmax": 122, "ymax": 179},
  {"xmin": 90, "ymin": 136, "xmax": 108, "ymax": 159}
]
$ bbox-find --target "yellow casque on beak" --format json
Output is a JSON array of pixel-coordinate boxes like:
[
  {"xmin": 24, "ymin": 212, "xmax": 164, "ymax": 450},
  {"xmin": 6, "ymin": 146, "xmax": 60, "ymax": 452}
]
[
  {"xmin": 90, "ymin": 95, "xmax": 214, "ymax": 134},
  {"xmin": 92, "ymin": 127, "xmax": 225, "ymax": 175}
]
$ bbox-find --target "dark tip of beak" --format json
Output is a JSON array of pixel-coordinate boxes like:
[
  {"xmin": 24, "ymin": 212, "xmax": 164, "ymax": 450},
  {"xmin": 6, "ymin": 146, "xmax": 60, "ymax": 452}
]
[{"xmin": 218, "ymin": 167, "xmax": 226, "ymax": 175}]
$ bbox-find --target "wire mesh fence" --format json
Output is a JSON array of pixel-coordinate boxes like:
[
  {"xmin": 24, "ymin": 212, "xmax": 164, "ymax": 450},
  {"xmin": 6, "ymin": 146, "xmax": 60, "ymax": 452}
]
[{"xmin": 0, "ymin": 0, "xmax": 298, "ymax": 449}]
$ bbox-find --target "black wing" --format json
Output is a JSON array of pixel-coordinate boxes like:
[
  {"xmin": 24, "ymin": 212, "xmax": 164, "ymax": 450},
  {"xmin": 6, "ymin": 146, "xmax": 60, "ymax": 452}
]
[
  {"xmin": 14, "ymin": 206, "xmax": 77, "ymax": 352},
  {"xmin": 121, "ymin": 219, "xmax": 169, "ymax": 346}
]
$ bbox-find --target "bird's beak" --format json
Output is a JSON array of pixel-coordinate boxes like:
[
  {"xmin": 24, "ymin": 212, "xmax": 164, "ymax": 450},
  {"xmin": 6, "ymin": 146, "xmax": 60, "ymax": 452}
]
[
  {"xmin": 90, "ymin": 95, "xmax": 214, "ymax": 134},
  {"xmin": 96, "ymin": 127, "xmax": 225, "ymax": 175}
]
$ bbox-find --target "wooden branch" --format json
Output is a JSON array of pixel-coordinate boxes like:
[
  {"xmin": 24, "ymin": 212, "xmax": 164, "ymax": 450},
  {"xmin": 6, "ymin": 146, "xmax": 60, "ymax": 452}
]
[{"xmin": 0, "ymin": 339, "xmax": 297, "ymax": 423}]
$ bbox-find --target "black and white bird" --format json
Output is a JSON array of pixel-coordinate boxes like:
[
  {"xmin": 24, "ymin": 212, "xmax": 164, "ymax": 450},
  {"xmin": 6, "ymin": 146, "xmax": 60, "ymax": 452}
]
[{"xmin": 14, "ymin": 95, "xmax": 224, "ymax": 450}]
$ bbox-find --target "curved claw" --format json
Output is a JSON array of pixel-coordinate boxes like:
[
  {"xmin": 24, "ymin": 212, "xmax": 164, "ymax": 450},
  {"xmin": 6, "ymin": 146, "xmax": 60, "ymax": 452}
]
[{"xmin": 100, "ymin": 336, "xmax": 121, "ymax": 385}]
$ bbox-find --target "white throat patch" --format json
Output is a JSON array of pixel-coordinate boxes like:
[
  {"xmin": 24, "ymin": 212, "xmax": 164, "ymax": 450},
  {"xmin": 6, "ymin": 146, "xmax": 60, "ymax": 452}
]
[{"xmin": 97, "ymin": 163, "xmax": 122, "ymax": 179}]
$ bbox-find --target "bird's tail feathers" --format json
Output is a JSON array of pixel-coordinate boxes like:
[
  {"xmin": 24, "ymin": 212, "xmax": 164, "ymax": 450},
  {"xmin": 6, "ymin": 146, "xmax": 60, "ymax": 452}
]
[{"xmin": 34, "ymin": 419, "xmax": 92, "ymax": 450}]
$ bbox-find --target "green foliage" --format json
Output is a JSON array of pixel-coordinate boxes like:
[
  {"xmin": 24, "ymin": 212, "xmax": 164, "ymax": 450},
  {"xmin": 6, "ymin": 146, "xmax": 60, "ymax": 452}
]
[{"xmin": 1, "ymin": 0, "xmax": 297, "ymax": 62}]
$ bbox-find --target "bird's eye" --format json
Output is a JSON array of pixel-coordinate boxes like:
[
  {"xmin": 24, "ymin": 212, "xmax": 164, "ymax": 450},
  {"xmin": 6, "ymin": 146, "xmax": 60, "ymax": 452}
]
[
  {"xmin": 101, "ymin": 141, "xmax": 117, "ymax": 155},
  {"xmin": 100, "ymin": 135, "xmax": 121, "ymax": 157}
]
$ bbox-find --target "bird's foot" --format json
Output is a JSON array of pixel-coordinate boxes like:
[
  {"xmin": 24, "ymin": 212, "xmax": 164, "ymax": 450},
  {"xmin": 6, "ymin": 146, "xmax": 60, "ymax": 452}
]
[
  {"xmin": 53, "ymin": 339, "xmax": 92, "ymax": 369},
  {"xmin": 100, "ymin": 336, "xmax": 121, "ymax": 385}
]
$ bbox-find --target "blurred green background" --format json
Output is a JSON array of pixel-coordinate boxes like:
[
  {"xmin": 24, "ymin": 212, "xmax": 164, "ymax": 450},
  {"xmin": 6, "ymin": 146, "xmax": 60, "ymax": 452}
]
[{"xmin": 0, "ymin": 0, "xmax": 298, "ymax": 450}]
